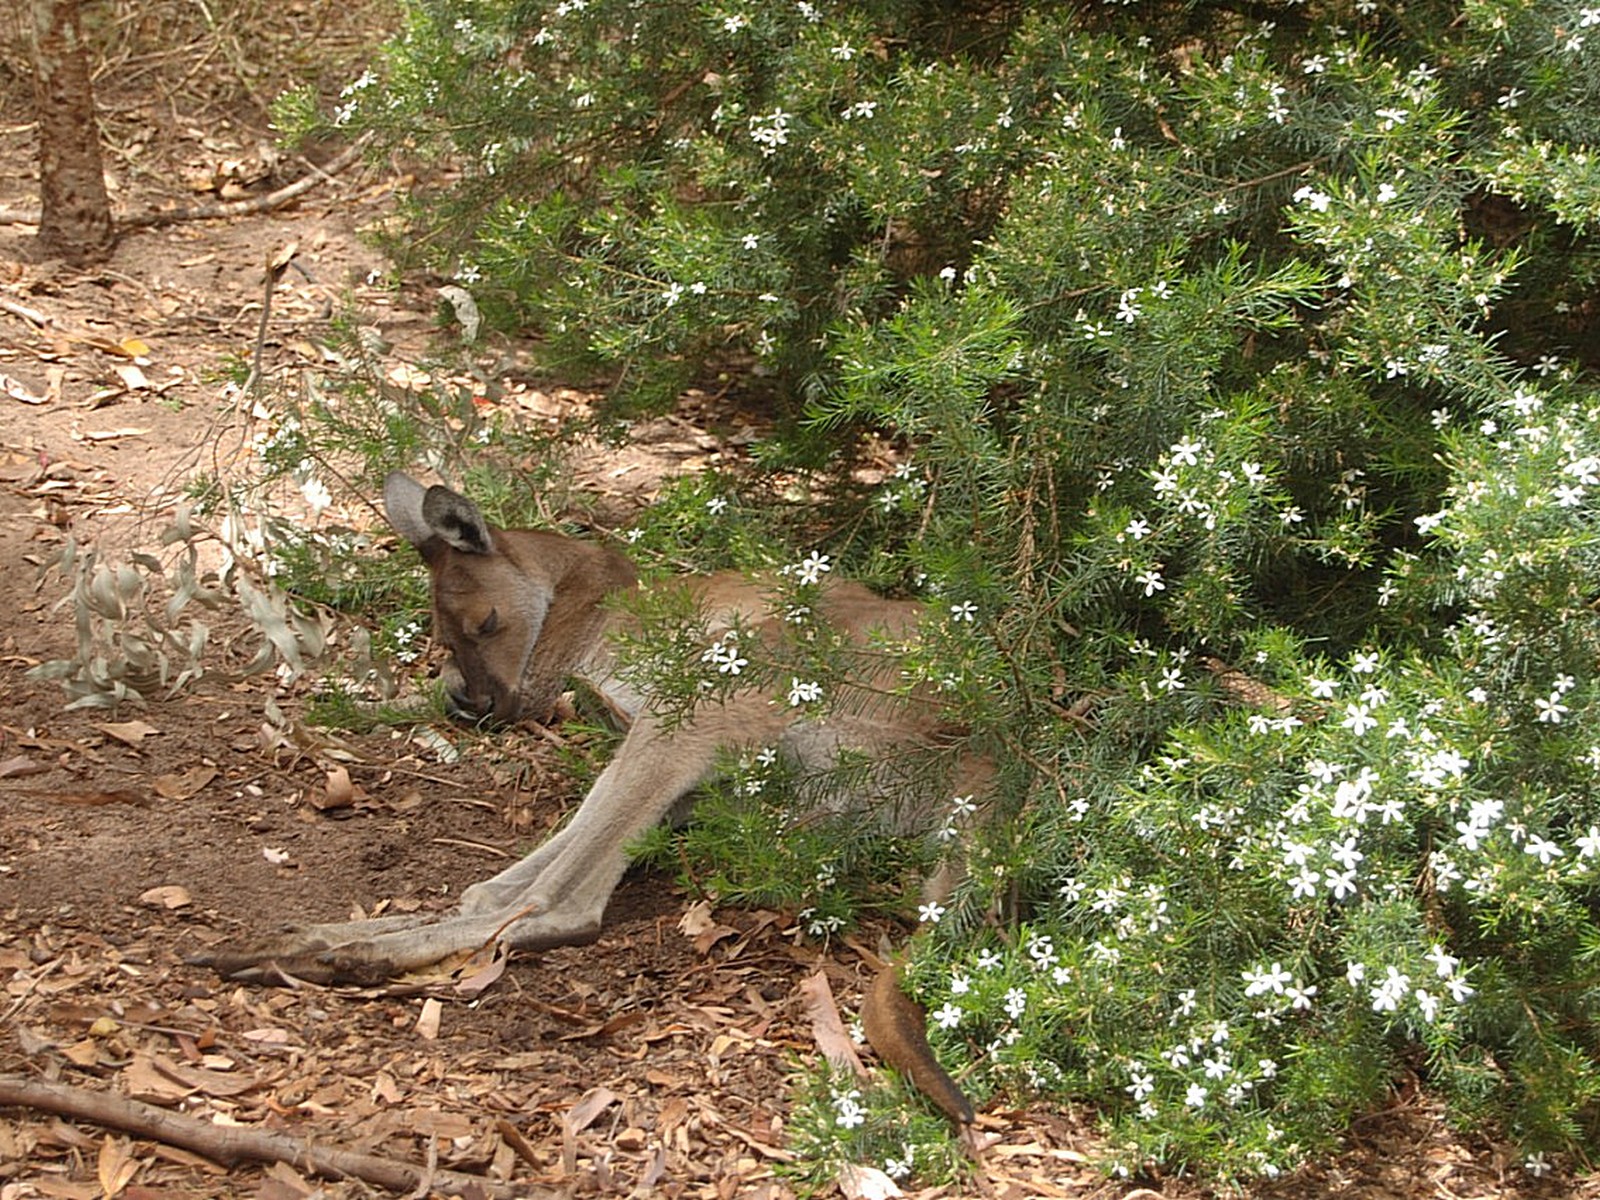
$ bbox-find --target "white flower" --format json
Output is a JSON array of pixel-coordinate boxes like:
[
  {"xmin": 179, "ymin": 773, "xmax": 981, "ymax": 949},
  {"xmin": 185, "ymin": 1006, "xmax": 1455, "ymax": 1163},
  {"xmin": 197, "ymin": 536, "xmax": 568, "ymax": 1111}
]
[
  {"xmin": 1124, "ymin": 517, "xmax": 1151, "ymax": 541},
  {"xmin": 1524, "ymin": 1152, "xmax": 1552, "ymax": 1178},
  {"xmin": 1325, "ymin": 869, "xmax": 1358, "ymax": 900},
  {"xmin": 833, "ymin": 1088, "xmax": 865, "ymax": 1129},
  {"xmin": 300, "ymin": 475, "xmax": 332, "ymax": 516},
  {"xmin": 1242, "ymin": 962, "xmax": 1293, "ymax": 997},
  {"xmin": 1535, "ymin": 695, "xmax": 1568, "ymax": 724},
  {"xmin": 932, "ymin": 1002, "xmax": 962, "ymax": 1029},
  {"xmin": 1341, "ymin": 703, "xmax": 1378, "ymax": 736},
  {"xmin": 1414, "ymin": 989, "xmax": 1440, "ymax": 1023},
  {"xmin": 1293, "ymin": 185, "xmax": 1332, "ymax": 211},
  {"xmin": 700, "ymin": 635, "xmax": 748, "ymax": 676},
  {"xmin": 1004, "ymin": 987, "xmax": 1027, "ymax": 1019},
  {"xmin": 1330, "ymin": 837, "xmax": 1365, "ymax": 871},
  {"xmin": 1425, "ymin": 943, "xmax": 1460, "ymax": 978},
  {"xmin": 1135, "ymin": 569, "xmax": 1166, "ymax": 596},
  {"xmin": 741, "ymin": 232, "xmax": 760, "ymax": 250},
  {"xmin": 1184, "ymin": 1083, "xmax": 1208, "ymax": 1109},
  {"xmin": 1345, "ymin": 961, "xmax": 1367, "ymax": 987},
  {"xmin": 787, "ymin": 678, "xmax": 822, "ymax": 707},
  {"xmin": 1576, "ymin": 826, "xmax": 1600, "ymax": 858},
  {"xmin": 795, "ymin": 551, "xmax": 832, "ymax": 586},
  {"xmin": 1525, "ymin": 834, "xmax": 1563, "ymax": 865},
  {"xmin": 1290, "ymin": 867, "xmax": 1321, "ymax": 899},
  {"xmin": 949, "ymin": 601, "xmax": 978, "ymax": 623},
  {"xmin": 918, "ymin": 901, "xmax": 946, "ymax": 924},
  {"xmin": 1170, "ymin": 438, "xmax": 1204, "ymax": 466},
  {"xmin": 706, "ymin": 495, "xmax": 729, "ymax": 515}
]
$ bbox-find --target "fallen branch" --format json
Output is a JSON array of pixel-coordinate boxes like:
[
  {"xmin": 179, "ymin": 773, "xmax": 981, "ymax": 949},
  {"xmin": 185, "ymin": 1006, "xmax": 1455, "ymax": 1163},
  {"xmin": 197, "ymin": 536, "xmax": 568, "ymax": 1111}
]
[
  {"xmin": 0, "ymin": 1073, "xmax": 544, "ymax": 1198},
  {"xmin": 121, "ymin": 135, "xmax": 373, "ymax": 229},
  {"xmin": 0, "ymin": 138, "xmax": 372, "ymax": 232}
]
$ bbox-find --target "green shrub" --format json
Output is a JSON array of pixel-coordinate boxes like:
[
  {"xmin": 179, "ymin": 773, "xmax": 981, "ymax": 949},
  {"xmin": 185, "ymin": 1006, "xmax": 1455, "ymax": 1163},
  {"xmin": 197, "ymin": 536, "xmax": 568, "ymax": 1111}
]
[{"xmin": 283, "ymin": 0, "xmax": 1600, "ymax": 1183}]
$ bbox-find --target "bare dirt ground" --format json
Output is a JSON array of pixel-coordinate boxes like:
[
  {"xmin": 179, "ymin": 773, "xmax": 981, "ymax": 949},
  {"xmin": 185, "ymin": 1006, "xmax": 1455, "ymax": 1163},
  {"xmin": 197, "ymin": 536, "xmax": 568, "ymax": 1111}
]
[{"xmin": 2, "ymin": 58, "xmax": 1598, "ymax": 1200}]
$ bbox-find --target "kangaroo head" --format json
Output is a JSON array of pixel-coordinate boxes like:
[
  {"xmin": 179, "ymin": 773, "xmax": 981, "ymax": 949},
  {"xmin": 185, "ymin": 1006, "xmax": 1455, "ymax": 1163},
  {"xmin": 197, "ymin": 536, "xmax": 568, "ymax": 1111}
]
[{"xmin": 383, "ymin": 472, "xmax": 637, "ymax": 724}]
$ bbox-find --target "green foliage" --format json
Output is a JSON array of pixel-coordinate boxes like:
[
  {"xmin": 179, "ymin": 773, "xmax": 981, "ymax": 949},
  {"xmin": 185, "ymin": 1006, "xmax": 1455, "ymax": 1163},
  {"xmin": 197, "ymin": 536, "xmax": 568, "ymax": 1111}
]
[{"xmin": 296, "ymin": 0, "xmax": 1600, "ymax": 1183}]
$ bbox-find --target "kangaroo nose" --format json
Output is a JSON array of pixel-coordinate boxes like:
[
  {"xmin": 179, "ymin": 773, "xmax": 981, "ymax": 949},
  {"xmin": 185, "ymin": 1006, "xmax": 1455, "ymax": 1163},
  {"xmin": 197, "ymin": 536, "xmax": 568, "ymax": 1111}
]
[{"xmin": 444, "ymin": 684, "xmax": 499, "ymax": 723}]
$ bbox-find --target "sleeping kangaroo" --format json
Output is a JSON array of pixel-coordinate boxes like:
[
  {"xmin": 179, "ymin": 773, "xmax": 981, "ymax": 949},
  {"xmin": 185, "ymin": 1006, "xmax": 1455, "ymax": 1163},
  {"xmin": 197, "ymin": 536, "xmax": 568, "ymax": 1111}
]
[{"xmin": 201, "ymin": 471, "xmax": 979, "ymax": 1125}]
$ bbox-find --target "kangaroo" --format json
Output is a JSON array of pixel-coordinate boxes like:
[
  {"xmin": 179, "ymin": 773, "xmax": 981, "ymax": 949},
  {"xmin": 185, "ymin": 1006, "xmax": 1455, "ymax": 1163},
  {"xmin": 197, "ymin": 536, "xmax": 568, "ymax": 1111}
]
[{"xmin": 201, "ymin": 471, "xmax": 978, "ymax": 1125}]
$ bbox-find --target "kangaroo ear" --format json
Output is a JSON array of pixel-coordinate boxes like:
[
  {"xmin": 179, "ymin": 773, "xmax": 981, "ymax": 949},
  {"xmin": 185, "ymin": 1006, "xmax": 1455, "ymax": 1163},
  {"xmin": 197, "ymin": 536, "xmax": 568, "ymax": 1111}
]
[
  {"xmin": 383, "ymin": 472, "xmax": 495, "ymax": 555},
  {"xmin": 383, "ymin": 472, "xmax": 431, "ymax": 547},
  {"xmin": 420, "ymin": 484, "xmax": 495, "ymax": 555}
]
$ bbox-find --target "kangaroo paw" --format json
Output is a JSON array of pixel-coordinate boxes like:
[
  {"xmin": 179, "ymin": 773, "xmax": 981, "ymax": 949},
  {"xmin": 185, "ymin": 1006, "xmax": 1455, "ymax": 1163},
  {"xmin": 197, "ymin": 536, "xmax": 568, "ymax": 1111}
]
[{"xmin": 191, "ymin": 912, "xmax": 502, "ymax": 986}]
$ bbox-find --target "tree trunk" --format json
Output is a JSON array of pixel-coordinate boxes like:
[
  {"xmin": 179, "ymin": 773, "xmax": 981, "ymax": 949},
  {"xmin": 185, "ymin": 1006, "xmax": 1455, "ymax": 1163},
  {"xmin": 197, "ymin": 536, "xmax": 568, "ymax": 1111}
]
[{"xmin": 28, "ymin": 0, "xmax": 115, "ymax": 264}]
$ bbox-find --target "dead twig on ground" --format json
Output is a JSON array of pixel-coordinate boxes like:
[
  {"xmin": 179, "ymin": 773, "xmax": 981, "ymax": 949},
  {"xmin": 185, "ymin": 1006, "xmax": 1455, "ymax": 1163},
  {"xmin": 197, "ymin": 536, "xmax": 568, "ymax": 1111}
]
[
  {"xmin": 0, "ymin": 1073, "xmax": 542, "ymax": 1198},
  {"xmin": 121, "ymin": 134, "xmax": 373, "ymax": 229},
  {"xmin": 0, "ymin": 136, "xmax": 372, "ymax": 231}
]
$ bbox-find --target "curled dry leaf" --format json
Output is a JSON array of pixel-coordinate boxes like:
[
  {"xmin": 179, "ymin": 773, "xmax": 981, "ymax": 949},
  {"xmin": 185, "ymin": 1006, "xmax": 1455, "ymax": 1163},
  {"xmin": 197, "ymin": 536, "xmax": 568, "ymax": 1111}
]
[
  {"xmin": 311, "ymin": 765, "xmax": 359, "ymax": 811},
  {"xmin": 676, "ymin": 898, "xmax": 739, "ymax": 955}
]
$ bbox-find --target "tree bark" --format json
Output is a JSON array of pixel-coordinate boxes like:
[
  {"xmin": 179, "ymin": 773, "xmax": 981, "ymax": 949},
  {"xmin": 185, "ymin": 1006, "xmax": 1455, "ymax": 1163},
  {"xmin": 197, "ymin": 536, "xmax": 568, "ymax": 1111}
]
[{"xmin": 27, "ymin": 0, "xmax": 115, "ymax": 264}]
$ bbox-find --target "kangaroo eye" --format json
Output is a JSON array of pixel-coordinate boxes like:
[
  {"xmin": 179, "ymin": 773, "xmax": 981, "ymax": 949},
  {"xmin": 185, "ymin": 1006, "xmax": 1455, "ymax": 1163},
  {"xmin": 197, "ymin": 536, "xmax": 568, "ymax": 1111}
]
[{"xmin": 475, "ymin": 608, "xmax": 500, "ymax": 638}]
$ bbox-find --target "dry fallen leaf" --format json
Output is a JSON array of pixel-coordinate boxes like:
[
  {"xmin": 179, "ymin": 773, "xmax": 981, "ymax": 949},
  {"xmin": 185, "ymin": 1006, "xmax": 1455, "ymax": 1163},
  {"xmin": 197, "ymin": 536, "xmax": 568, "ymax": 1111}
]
[
  {"xmin": 1, "ymin": 371, "xmax": 47, "ymax": 404},
  {"xmin": 153, "ymin": 765, "xmax": 218, "ymax": 801},
  {"xmin": 97, "ymin": 1134, "xmax": 141, "ymax": 1199},
  {"xmin": 562, "ymin": 1085, "xmax": 620, "ymax": 1172},
  {"xmin": 415, "ymin": 997, "xmax": 442, "ymax": 1041},
  {"xmin": 677, "ymin": 898, "xmax": 741, "ymax": 955},
  {"xmin": 97, "ymin": 719, "xmax": 161, "ymax": 747},
  {"xmin": 836, "ymin": 1163, "xmax": 904, "ymax": 1200},
  {"xmin": 138, "ymin": 885, "xmax": 192, "ymax": 910},
  {"xmin": 798, "ymin": 970, "xmax": 865, "ymax": 1078},
  {"xmin": 311, "ymin": 765, "xmax": 359, "ymax": 811},
  {"xmin": 112, "ymin": 363, "xmax": 151, "ymax": 391},
  {"xmin": 0, "ymin": 754, "xmax": 49, "ymax": 779}
]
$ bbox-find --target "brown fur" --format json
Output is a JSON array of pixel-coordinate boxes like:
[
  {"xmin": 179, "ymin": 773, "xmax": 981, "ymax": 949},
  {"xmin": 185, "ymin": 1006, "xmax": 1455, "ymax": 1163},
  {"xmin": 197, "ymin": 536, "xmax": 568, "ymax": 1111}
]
[{"xmin": 200, "ymin": 472, "xmax": 977, "ymax": 1126}]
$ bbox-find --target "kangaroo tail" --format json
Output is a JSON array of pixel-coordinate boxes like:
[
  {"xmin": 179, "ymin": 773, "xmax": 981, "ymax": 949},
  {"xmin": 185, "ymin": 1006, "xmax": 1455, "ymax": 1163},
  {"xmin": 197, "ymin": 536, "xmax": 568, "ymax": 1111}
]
[{"xmin": 861, "ymin": 963, "xmax": 975, "ymax": 1126}]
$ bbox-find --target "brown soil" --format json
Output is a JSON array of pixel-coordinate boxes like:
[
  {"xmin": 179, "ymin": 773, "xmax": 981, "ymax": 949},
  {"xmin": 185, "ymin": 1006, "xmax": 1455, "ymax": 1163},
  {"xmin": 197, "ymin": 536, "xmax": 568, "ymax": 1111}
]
[{"xmin": 1, "ymin": 60, "xmax": 1597, "ymax": 1200}]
